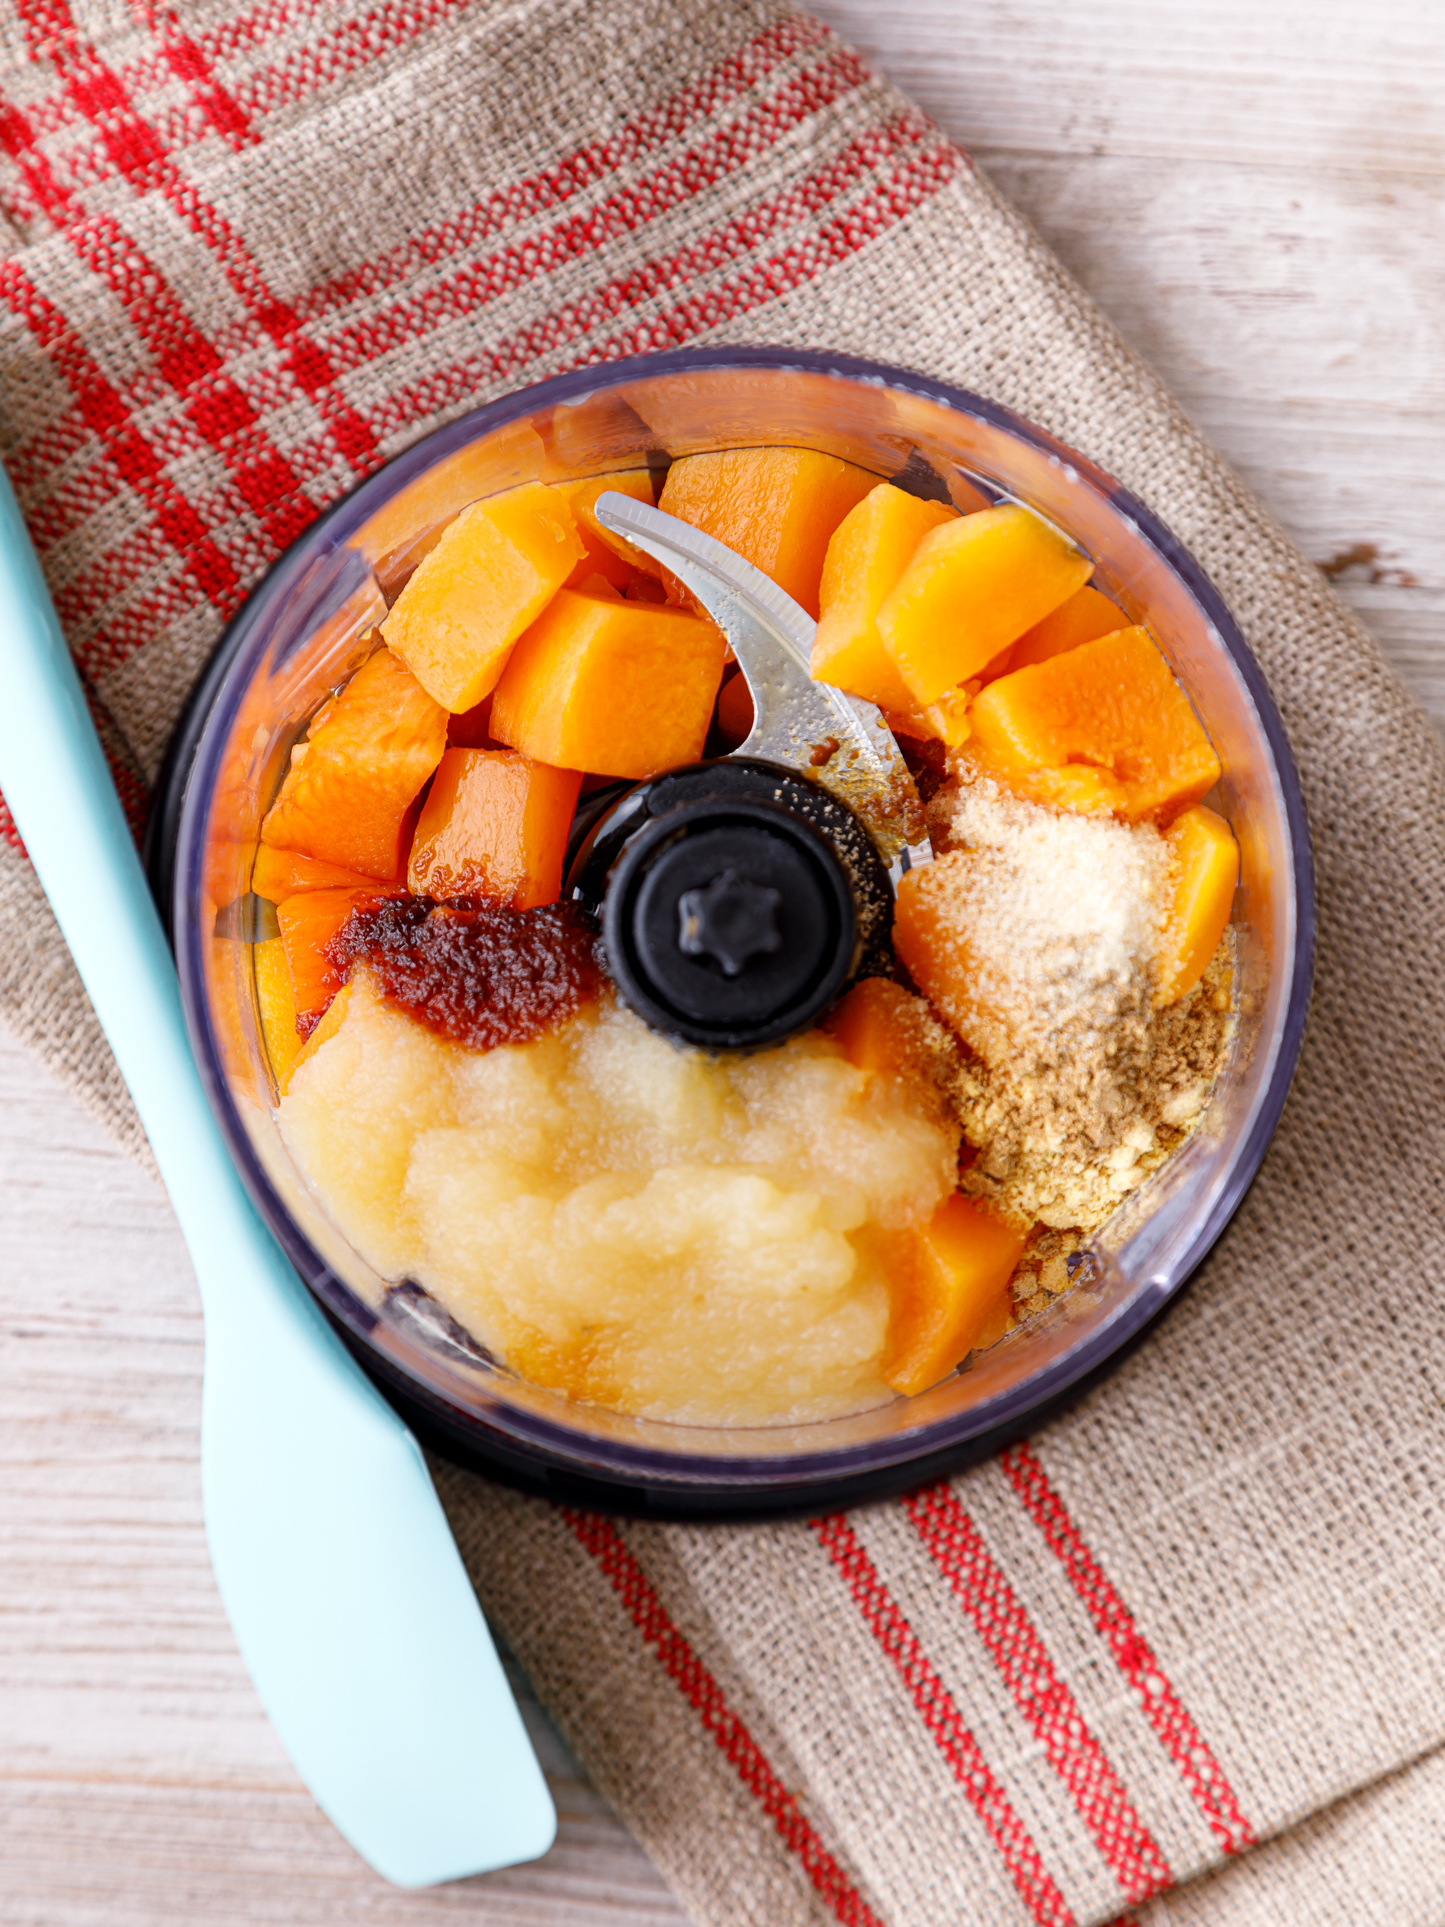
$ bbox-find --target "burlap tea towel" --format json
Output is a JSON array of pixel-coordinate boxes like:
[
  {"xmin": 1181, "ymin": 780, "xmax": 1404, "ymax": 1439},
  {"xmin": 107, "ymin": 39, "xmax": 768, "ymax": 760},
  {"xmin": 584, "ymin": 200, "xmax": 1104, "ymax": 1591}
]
[{"xmin": 2, "ymin": 3, "xmax": 1443, "ymax": 1922}]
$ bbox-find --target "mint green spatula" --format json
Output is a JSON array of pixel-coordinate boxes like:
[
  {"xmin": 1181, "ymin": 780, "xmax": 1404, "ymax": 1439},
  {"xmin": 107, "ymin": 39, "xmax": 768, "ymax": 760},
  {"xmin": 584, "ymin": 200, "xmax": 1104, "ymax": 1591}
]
[{"xmin": 0, "ymin": 466, "xmax": 555, "ymax": 1887}]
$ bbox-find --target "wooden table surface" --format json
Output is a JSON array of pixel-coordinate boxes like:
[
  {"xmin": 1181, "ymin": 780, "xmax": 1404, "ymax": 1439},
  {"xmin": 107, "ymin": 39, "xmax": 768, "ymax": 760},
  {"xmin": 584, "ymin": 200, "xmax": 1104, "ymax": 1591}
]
[{"xmin": 3, "ymin": 3, "xmax": 1442, "ymax": 1920}]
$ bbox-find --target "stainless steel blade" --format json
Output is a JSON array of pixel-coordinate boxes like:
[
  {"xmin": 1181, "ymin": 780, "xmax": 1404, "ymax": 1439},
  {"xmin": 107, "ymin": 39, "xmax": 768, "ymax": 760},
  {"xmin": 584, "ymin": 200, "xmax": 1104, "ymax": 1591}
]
[{"xmin": 592, "ymin": 492, "xmax": 931, "ymax": 883}]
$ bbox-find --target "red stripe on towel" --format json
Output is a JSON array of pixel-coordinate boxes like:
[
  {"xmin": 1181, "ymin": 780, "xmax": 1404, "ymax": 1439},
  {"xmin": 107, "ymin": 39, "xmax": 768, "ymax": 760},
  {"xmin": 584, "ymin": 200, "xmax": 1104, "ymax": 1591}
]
[
  {"xmin": 814, "ymin": 1514, "xmax": 1078, "ymax": 1927},
  {"xmin": 907, "ymin": 1483, "xmax": 1173, "ymax": 1906},
  {"xmin": 566, "ymin": 1510, "xmax": 886, "ymax": 1927},
  {"xmin": 1002, "ymin": 1443, "xmax": 1255, "ymax": 1856},
  {"xmin": 204, "ymin": 0, "xmax": 477, "ymax": 128},
  {"xmin": 315, "ymin": 40, "xmax": 872, "ymax": 374},
  {"xmin": 0, "ymin": 796, "xmax": 27, "ymax": 857},
  {"xmin": 19, "ymin": 0, "xmax": 379, "ymax": 487},
  {"xmin": 360, "ymin": 114, "xmax": 958, "ymax": 441},
  {"xmin": 0, "ymin": 260, "xmax": 242, "ymax": 620},
  {"xmin": 135, "ymin": 0, "xmax": 259, "ymax": 150}
]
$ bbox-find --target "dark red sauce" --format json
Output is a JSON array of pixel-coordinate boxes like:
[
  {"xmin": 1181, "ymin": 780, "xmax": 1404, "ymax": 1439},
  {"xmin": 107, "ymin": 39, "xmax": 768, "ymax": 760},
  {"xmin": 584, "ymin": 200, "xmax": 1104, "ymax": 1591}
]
[{"xmin": 326, "ymin": 896, "xmax": 603, "ymax": 1051}]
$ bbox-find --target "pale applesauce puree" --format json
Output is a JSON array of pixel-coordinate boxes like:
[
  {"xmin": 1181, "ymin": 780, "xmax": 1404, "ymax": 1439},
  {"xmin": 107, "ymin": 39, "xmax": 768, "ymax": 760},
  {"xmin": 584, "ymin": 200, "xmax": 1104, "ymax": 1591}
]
[{"xmin": 279, "ymin": 972, "xmax": 959, "ymax": 1425}]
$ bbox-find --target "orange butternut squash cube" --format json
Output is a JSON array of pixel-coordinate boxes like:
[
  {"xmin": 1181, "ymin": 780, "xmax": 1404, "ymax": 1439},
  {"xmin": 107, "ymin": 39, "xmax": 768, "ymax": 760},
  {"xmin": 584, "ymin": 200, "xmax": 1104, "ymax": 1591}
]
[
  {"xmin": 490, "ymin": 588, "xmax": 727, "ymax": 779},
  {"xmin": 973, "ymin": 1289, "xmax": 1015, "ymax": 1353},
  {"xmin": 252, "ymin": 845, "xmax": 384, "ymax": 901},
  {"xmin": 1010, "ymin": 583, "xmax": 1126, "ymax": 670},
  {"xmin": 877, "ymin": 504, "xmax": 1092, "ymax": 704},
  {"xmin": 826, "ymin": 976, "xmax": 927, "ymax": 1078},
  {"xmin": 277, "ymin": 887, "xmax": 389, "ymax": 1033},
  {"xmin": 406, "ymin": 748, "xmax": 583, "ymax": 908},
  {"xmin": 380, "ymin": 481, "xmax": 586, "ymax": 710},
  {"xmin": 883, "ymin": 687, "xmax": 974, "ymax": 749},
  {"xmin": 254, "ymin": 936, "xmax": 303, "ymax": 1089},
  {"xmin": 968, "ymin": 626, "xmax": 1222, "ymax": 824},
  {"xmin": 557, "ymin": 470, "xmax": 657, "ymax": 588},
  {"xmin": 658, "ymin": 446, "xmax": 878, "ymax": 617},
  {"xmin": 283, "ymin": 977, "xmax": 357, "ymax": 1092},
  {"xmin": 260, "ymin": 647, "xmax": 447, "ymax": 879},
  {"xmin": 880, "ymin": 1193, "xmax": 1027, "ymax": 1396},
  {"xmin": 810, "ymin": 483, "xmax": 956, "ymax": 710},
  {"xmin": 1157, "ymin": 805, "xmax": 1238, "ymax": 1005}
]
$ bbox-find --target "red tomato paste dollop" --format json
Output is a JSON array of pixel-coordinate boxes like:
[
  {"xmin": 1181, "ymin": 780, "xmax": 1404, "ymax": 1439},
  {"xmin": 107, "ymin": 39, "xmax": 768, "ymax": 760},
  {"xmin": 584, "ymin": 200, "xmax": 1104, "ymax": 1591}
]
[{"xmin": 327, "ymin": 896, "xmax": 603, "ymax": 1051}]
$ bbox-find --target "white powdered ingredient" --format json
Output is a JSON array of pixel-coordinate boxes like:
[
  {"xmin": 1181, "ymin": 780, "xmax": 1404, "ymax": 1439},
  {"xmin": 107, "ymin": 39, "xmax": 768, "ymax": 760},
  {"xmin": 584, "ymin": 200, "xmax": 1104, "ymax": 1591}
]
[
  {"xmin": 919, "ymin": 769, "xmax": 1232, "ymax": 1234},
  {"xmin": 934, "ymin": 777, "xmax": 1172, "ymax": 1054}
]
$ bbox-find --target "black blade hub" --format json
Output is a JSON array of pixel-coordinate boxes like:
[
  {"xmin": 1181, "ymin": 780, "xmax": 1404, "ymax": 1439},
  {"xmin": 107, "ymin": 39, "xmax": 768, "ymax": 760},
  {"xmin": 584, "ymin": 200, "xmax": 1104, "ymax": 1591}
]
[{"xmin": 566, "ymin": 758, "xmax": 893, "ymax": 1052}]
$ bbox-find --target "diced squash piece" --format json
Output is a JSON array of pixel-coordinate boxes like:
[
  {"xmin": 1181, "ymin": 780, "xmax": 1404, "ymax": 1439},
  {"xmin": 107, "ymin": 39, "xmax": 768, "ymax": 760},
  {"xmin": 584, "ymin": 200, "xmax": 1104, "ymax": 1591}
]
[
  {"xmin": 1157, "ymin": 805, "xmax": 1238, "ymax": 1005},
  {"xmin": 1010, "ymin": 583, "xmax": 1127, "ymax": 670},
  {"xmin": 252, "ymin": 845, "xmax": 384, "ymax": 901},
  {"xmin": 973, "ymin": 1289, "xmax": 1014, "ymax": 1353},
  {"xmin": 880, "ymin": 1193, "xmax": 1028, "ymax": 1396},
  {"xmin": 877, "ymin": 504, "xmax": 1092, "ymax": 704},
  {"xmin": 810, "ymin": 483, "xmax": 956, "ymax": 709},
  {"xmin": 658, "ymin": 446, "xmax": 878, "ymax": 617},
  {"xmin": 883, "ymin": 686, "xmax": 973, "ymax": 749},
  {"xmin": 826, "ymin": 977, "xmax": 927, "ymax": 1078},
  {"xmin": 277, "ymin": 887, "xmax": 390, "ymax": 1033},
  {"xmin": 260, "ymin": 647, "xmax": 447, "ymax": 878},
  {"xmin": 622, "ymin": 572, "xmax": 669, "ymax": 604},
  {"xmin": 556, "ymin": 470, "xmax": 657, "ymax": 588},
  {"xmin": 380, "ymin": 481, "xmax": 586, "ymax": 710},
  {"xmin": 406, "ymin": 748, "xmax": 583, "ymax": 907},
  {"xmin": 355, "ymin": 421, "xmax": 547, "ymax": 575},
  {"xmin": 715, "ymin": 669, "xmax": 755, "ymax": 749},
  {"xmin": 967, "ymin": 626, "xmax": 1222, "ymax": 824},
  {"xmin": 254, "ymin": 936, "xmax": 303, "ymax": 1089},
  {"xmin": 490, "ymin": 588, "xmax": 727, "ymax": 779},
  {"xmin": 283, "ymin": 978, "xmax": 357, "ymax": 1093},
  {"xmin": 574, "ymin": 572, "xmax": 625, "ymax": 601}
]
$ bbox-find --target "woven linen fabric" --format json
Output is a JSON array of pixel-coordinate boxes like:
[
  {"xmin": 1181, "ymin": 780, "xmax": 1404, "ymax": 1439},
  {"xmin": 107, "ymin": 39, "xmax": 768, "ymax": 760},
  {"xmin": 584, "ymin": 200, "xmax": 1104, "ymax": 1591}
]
[{"xmin": 2, "ymin": 2, "xmax": 1443, "ymax": 1922}]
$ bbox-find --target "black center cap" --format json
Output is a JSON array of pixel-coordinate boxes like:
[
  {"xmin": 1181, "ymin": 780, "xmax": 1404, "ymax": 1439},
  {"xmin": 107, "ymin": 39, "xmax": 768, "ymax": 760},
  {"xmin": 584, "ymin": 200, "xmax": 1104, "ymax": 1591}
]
[
  {"xmin": 595, "ymin": 767, "xmax": 862, "ymax": 1051},
  {"xmin": 677, "ymin": 869, "xmax": 782, "ymax": 977}
]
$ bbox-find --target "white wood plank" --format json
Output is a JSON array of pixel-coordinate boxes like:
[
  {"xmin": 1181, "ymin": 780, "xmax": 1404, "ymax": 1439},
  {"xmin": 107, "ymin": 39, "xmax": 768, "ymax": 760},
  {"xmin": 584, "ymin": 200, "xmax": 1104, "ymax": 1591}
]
[{"xmin": 811, "ymin": 0, "xmax": 1445, "ymax": 173}]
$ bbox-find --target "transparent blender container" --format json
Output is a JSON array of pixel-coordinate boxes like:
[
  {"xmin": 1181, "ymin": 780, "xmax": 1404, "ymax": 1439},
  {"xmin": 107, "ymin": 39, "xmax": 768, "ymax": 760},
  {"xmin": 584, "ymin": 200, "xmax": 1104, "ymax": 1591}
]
[{"xmin": 172, "ymin": 348, "xmax": 1314, "ymax": 1514}]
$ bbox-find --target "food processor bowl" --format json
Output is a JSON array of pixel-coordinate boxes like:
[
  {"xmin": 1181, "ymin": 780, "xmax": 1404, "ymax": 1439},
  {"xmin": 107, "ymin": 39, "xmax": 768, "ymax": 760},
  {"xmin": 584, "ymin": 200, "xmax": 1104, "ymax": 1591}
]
[{"xmin": 159, "ymin": 347, "xmax": 1314, "ymax": 1517}]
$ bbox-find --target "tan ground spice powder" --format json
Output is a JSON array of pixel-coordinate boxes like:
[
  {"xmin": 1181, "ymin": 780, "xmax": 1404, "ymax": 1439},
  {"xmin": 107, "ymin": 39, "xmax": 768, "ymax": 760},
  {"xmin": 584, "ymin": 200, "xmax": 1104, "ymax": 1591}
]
[{"xmin": 911, "ymin": 769, "xmax": 1234, "ymax": 1267}]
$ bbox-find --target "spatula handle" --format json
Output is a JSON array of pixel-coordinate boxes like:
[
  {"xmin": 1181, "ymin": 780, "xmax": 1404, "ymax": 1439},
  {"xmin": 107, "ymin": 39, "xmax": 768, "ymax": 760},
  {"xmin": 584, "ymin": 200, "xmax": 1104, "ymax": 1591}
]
[{"xmin": 0, "ymin": 466, "xmax": 555, "ymax": 1886}]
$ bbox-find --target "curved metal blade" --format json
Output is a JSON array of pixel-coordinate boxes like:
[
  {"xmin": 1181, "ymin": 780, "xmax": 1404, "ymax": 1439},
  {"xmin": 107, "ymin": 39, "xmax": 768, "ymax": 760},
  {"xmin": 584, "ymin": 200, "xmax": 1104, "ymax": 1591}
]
[{"xmin": 593, "ymin": 492, "xmax": 931, "ymax": 883}]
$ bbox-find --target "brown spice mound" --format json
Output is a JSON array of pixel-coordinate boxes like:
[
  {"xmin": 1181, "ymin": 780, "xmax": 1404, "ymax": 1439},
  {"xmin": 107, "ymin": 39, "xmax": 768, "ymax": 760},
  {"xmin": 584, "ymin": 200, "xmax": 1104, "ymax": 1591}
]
[
  {"xmin": 328, "ymin": 897, "xmax": 603, "ymax": 1051},
  {"xmin": 915, "ymin": 768, "xmax": 1234, "ymax": 1248},
  {"xmin": 946, "ymin": 947, "xmax": 1234, "ymax": 1234}
]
